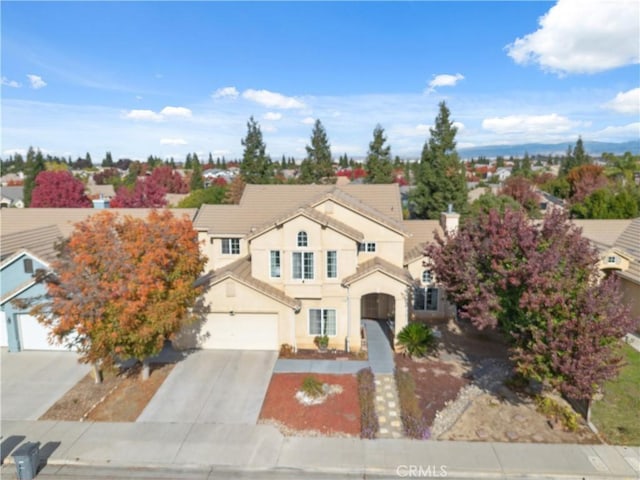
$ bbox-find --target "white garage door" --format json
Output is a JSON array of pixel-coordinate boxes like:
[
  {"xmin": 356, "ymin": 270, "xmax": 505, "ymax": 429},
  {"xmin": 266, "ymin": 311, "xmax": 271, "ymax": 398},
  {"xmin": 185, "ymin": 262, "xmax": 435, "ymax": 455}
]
[
  {"xmin": 18, "ymin": 314, "xmax": 67, "ymax": 351},
  {"xmin": 201, "ymin": 313, "xmax": 278, "ymax": 350},
  {"xmin": 0, "ymin": 311, "xmax": 7, "ymax": 347}
]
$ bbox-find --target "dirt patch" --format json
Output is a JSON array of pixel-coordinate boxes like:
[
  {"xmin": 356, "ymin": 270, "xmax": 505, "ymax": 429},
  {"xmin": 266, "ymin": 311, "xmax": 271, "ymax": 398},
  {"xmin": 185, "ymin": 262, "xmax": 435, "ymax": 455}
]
[
  {"xmin": 39, "ymin": 363, "xmax": 174, "ymax": 422},
  {"xmin": 259, "ymin": 373, "xmax": 360, "ymax": 437},
  {"xmin": 279, "ymin": 348, "xmax": 367, "ymax": 361}
]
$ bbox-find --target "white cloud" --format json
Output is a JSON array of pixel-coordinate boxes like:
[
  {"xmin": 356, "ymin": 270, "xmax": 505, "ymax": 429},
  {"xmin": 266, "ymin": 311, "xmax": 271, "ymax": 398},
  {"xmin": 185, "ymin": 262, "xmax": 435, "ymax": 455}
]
[
  {"xmin": 27, "ymin": 74, "xmax": 47, "ymax": 89},
  {"xmin": 262, "ymin": 124, "xmax": 278, "ymax": 133},
  {"xmin": 123, "ymin": 109, "xmax": 164, "ymax": 121},
  {"xmin": 453, "ymin": 121, "xmax": 465, "ymax": 133},
  {"xmin": 212, "ymin": 149, "xmax": 230, "ymax": 156},
  {"xmin": 506, "ymin": 0, "xmax": 640, "ymax": 75},
  {"xmin": 426, "ymin": 73, "xmax": 464, "ymax": 93},
  {"xmin": 301, "ymin": 117, "xmax": 315, "ymax": 125},
  {"xmin": 212, "ymin": 86, "xmax": 239, "ymax": 99},
  {"xmin": 242, "ymin": 89, "xmax": 306, "ymax": 109},
  {"xmin": 160, "ymin": 106, "xmax": 192, "ymax": 118},
  {"xmin": 160, "ymin": 138, "xmax": 187, "ymax": 145},
  {"xmin": 2, "ymin": 148, "xmax": 27, "ymax": 156},
  {"xmin": 1, "ymin": 77, "xmax": 21, "ymax": 88},
  {"xmin": 593, "ymin": 122, "xmax": 640, "ymax": 141},
  {"xmin": 604, "ymin": 88, "xmax": 640, "ymax": 115},
  {"xmin": 264, "ymin": 112, "xmax": 282, "ymax": 121},
  {"xmin": 482, "ymin": 113, "xmax": 580, "ymax": 134},
  {"xmin": 135, "ymin": 95, "xmax": 143, "ymax": 101}
]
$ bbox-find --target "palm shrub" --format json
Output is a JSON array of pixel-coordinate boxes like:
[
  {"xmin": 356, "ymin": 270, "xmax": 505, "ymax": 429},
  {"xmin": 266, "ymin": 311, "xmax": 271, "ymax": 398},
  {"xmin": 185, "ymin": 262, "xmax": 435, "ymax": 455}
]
[{"xmin": 396, "ymin": 322, "xmax": 436, "ymax": 358}]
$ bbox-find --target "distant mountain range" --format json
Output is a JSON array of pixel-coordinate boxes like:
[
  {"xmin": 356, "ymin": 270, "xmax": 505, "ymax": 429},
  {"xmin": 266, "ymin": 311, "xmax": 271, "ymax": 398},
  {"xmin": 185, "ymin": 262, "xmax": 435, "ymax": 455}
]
[{"xmin": 458, "ymin": 140, "xmax": 639, "ymax": 159}]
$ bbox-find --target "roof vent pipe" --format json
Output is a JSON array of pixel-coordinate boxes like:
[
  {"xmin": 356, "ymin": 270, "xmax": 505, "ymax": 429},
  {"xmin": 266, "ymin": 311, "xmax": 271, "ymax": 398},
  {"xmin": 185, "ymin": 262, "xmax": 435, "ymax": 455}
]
[{"xmin": 447, "ymin": 203, "xmax": 453, "ymax": 213}]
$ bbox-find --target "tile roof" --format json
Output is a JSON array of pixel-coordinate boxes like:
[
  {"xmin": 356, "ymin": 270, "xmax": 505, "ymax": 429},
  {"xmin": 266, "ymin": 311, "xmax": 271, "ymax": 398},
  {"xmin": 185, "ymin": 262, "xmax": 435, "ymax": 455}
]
[
  {"xmin": 613, "ymin": 217, "xmax": 640, "ymax": 284},
  {"xmin": 402, "ymin": 220, "xmax": 442, "ymax": 264},
  {"xmin": 0, "ymin": 224, "xmax": 63, "ymax": 264},
  {"xmin": 0, "ymin": 208, "xmax": 198, "ymax": 236},
  {"xmin": 572, "ymin": 219, "xmax": 632, "ymax": 252},
  {"xmin": 246, "ymin": 207, "xmax": 364, "ymax": 242},
  {"xmin": 342, "ymin": 256, "xmax": 413, "ymax": 287},
  {"xmin": 198, "ymin": 256, "xmax": 301, "ymax": 310},
  {"xmin": 193, "ymin": 184, "xmax": 405, "ymax": 236}
]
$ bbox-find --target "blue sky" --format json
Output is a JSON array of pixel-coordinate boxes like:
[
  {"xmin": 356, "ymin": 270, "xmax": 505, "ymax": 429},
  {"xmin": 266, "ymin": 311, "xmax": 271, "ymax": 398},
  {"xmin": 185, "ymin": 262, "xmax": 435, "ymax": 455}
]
[{"xmin": 2, "ymin": 1, "xmax": 638, "ymax": 161}]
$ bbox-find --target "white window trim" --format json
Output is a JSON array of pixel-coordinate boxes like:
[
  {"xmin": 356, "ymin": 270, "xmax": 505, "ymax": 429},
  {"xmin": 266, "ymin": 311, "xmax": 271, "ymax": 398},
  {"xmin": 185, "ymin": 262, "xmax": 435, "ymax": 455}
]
[
  {"xmin": 297, "ymin": 231, "xmax": 308, "ymax": 247},
  {"xmin": 221, "ymin": 238, "xmax": 240, "ymax": 255},
  {"xmin": 270, "ymin": 250, "xmax": 281, "ymax": 279},
  {"xmin": 292, "ymin": 251, "xmax": 314, "ymax": 280},
  {"xmin": 607, "ymin": 256, "xmax": 618, "ymax": 264},
  {"xmin": 414, "ymin": 286, "xmax": 439, "ymax": 311},
  {"xmin": 422, "ymin": 270, "xmax": 432, "ymax": 284},
  {"xmin": 326, "ymin": 250, "xmax": 338, "ymax": 279},
  {"xmin": 308, "ymin": 308, "xmax": 337, "ymax": 337},
  {"xmin": 358, "ymin": 241, "xmax": 376, "ymax": 253}
]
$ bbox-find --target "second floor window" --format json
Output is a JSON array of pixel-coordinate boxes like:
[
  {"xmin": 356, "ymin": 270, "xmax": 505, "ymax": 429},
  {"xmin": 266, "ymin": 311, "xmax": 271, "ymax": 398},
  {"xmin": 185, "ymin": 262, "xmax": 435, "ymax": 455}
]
[
  {"xmin": 326, "ymin": 251, "xmax": 337, "ymax": 278},
  {"xmin": 221, "ymin": 238, "xmax": 240, "ymax": 255},
  {"xmin": 358, "ymin": 242, "xmax": 376, "ymax": 253},
  {"xmin": 270, "ymin": 250, "xmax": 281, "ymax": 278},
  {"xmin": 422, "ymin": 270, "xmax": 433, "ymax": 284},
  {"xmin": 297, "ymin": 231, "xmax": 308, "ymax": 247},
  {"xmin": 292, "ymin": 251, "xmax": 314, "ymax": 280}
]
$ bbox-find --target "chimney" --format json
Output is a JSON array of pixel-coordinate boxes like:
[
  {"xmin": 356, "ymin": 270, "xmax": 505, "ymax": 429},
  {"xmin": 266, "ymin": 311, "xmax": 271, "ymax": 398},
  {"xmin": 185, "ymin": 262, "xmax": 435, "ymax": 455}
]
[{"xmin": 440, "ymin": 203, "xmax": 459, "ymax": 234}]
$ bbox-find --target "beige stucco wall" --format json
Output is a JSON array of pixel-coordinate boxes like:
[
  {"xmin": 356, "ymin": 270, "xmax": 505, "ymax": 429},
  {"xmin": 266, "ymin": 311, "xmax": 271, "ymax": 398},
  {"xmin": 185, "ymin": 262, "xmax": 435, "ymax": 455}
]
[
  {"xmin": 174, "ymin": 277, "xmax": 296, "ymax": 349},
  {"xmin": 199, "ymin": 231, "xmax": 248, "ymax": 272},
  {"xmin": 619, "ymin": 278, "xmax": 640, "ymax": 333}
]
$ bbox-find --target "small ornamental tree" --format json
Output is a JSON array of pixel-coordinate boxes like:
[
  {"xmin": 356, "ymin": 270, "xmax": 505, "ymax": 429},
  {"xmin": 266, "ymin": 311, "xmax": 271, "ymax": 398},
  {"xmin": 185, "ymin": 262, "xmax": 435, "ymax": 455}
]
[
  {"xmin": 32, "ymin": 210, "xmax": 207, "ymax": 381},
  {"xmin": 30, "ymin": 171, "xmax": 92, "ymax": 208},
  {"xmin": 500, "ymin": 175, "xmax": 540, "ymax": 217},
  {"xmin": 566, "ymin": 164, "xmax": 609, "ymax": 204},
  {"xmin": 111, "ymin": 178, "xmax": 167, "ymax": 208},
  {"xmin": 426, "ymin": 208, "xmax": 637, "ymax": 400}
]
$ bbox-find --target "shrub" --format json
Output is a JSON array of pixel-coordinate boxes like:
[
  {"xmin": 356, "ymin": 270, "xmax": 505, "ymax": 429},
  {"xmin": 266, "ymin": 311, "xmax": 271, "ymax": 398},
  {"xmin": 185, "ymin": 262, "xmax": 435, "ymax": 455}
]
[
  {"xmin": 301, "ymin": 376, "xmax": 324, "ymax": 398},
  {"xmin": 535, "ymin": 395, "xmax": 580, "ymax": 432},
  {"xmin": 279, "ymin": 343, "xmax": 295, "ymax": 358},
  {"xmin": 395, "ymin": 368, "xmax": 430, "ymax": 439},
  {"xmin": 396, "ymin": 323, "xmax": 436, "ymax": 358},
  {"xmin": 314, "ymin": 335, "xmax": 329, "ymax": 350},
  {"xmin": 357, "ymin": 367, "xmax": 379, "ymax": 439}
]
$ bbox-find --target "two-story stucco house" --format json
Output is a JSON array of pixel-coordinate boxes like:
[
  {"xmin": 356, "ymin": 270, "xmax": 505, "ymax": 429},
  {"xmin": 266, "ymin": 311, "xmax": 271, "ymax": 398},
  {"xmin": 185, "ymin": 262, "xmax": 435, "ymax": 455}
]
[{"xmin": 175, "ymin": 184, "xmax": 457, "ymax": 352}]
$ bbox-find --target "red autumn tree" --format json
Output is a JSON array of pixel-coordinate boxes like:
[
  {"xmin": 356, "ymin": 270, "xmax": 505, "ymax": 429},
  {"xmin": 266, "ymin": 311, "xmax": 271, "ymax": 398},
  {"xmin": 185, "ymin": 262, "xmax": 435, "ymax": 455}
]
[
  {"xmin": 111, "ymin": 177, "xmax": 167, "ymax": 208},
  {"xmin": 148, "ymin": 165, "xmax": 188, "ymax": 193},
  {"xmin": 500, "ymin": 175, "xmax": 539, "ymax": 217},
  {"xmin": 426, "ymin": 208, "xmax": 636, "ymax": 400},
  {"xmin": 566, "ymin": 164, "xmax": 609, "ymax": 204},
  {"xmin": 30, "ymin": 171, "xmax": 92, "ymax": 208},
  {"xmin": 32, "ymin": 210, "xmax": 207, "ymax": 381}
]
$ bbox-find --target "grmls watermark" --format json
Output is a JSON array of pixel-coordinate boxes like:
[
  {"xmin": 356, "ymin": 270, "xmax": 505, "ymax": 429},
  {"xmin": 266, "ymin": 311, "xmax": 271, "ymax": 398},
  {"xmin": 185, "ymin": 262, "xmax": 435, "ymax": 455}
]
[{"xmin": 397, "ymin": 464, "xmax": 448, "ymax": 477}]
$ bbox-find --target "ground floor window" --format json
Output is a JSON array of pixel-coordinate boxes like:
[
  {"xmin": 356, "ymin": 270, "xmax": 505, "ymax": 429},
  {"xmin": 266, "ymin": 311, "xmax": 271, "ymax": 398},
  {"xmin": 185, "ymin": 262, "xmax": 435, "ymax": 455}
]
[
  {"xmin": 308, "ymin": 308, "xmax": 337, "ymax": 336},
  {"xmin": 413, "ymin": 286, "xmax": 438, "ymax": 311}
]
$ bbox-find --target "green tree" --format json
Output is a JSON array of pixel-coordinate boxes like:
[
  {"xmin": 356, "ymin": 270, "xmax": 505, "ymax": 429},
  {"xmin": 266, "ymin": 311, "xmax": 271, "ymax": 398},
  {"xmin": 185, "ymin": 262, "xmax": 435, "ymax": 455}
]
[
  {"xmin": 189, "ymin": 154, "xmax": 204, "ymax": 191},
  {"xmin": 102, "ymin": 151, "xmax": 114, "ymax": 167},
  {"xmin": 560, "ymin": 136, "xmax": 590, "ymax": 176},
  {"xmin": 23, "ymin": 147, "xmax": 46, "ymax": 207},
  {"xmin": 466, "ymin": 191, "xmax": 522, "ymax": 219},
  {"xmin": 410, "ymin": 102, "xmax": 467, "ymax": 218},
  {"xmin": 240, "ymin": 116, "xmax": 273, "ymax": 184},
  {"xmin": 364, "ymin": 124, "xmax": 393, "ymax": 183},
  {"xmin": 299, "ymin": 119, "xmax": 334, "ymax": 184},
  {"xmin": 177, "ymin": 185, "xmax": 228, "ymax": 208}
]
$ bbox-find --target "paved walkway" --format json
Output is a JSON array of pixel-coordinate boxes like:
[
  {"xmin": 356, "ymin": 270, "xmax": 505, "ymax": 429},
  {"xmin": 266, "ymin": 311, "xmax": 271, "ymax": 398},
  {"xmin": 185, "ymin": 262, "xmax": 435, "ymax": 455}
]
[
  {"xmin": 362, "ymin": 319, "xmax": 394, "ymax": 374},
  {"xmin": 374, "ymin": 374, "xmax": 403, "ymax": 439},
  {"xmin": 625, "ymin": 333, "xmax": 640, "ymax": 352},
  {"xmin": 2, "ymin": 420, "xmax": 638, "ymax": 479}
]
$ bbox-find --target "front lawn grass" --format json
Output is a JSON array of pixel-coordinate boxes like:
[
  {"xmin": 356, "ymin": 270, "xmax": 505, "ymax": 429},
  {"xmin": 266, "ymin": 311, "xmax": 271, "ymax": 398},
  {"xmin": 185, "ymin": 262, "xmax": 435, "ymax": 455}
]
[{"xmin": 591, "ymin": 343, "xmax": 640, "ymax": 445}]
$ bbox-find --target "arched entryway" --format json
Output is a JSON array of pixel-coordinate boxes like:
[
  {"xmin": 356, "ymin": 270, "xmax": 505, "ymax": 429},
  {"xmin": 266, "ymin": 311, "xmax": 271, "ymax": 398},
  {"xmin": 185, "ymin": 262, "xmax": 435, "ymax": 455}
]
[{"xmin": 361, "ymin": 293, "xmax": 395, "ymax": 321}]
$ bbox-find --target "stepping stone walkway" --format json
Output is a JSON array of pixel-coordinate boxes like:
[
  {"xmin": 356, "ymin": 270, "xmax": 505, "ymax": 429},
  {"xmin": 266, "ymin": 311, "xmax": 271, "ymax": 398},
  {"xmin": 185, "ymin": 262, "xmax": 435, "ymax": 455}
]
[{"xmin": 374, "ymin": 374, "xmax": 404, "ymax": 439}]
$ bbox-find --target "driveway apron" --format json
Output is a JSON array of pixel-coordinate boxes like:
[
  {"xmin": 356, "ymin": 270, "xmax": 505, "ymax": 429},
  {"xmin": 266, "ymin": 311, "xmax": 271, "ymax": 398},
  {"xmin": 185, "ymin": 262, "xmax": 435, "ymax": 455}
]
[{"xmin": 137, "ymin": 350, "xmax": 277, "ymax": 425}]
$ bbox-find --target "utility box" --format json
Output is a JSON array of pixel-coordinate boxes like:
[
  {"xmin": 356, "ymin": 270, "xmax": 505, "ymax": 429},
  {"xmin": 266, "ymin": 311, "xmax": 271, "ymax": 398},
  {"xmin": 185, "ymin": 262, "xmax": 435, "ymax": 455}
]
[{"xmin": 11, "ymin": 442, "xmax": 39, "ymax": 480}]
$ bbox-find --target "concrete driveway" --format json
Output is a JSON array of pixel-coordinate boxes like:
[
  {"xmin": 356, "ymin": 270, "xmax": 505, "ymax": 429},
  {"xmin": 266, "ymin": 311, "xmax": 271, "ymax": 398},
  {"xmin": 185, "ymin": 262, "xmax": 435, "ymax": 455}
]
[
  {"xmin": 137, "ymin": 350, "xmax": 277, "ymax": 425},
  {"xmin": 0, "ymin": 348, "xmax": 90, "ymax": 420}
]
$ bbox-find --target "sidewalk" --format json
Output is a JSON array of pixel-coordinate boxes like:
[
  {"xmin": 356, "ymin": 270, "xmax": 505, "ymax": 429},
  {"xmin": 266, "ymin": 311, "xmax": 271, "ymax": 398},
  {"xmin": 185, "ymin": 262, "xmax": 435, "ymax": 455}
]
[{"xmin": 2, "ymin": 420, "xmax": 639, "ymax": 479}]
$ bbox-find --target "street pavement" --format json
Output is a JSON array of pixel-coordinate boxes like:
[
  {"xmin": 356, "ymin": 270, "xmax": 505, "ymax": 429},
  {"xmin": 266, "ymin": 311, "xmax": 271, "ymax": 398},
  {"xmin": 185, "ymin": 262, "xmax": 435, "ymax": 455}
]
[
  {"xmin": 1, "ymin": 420, "xmax": 638, "ymax": 479},
  {"xmin": 0, "ymin": 349, "xmax": 90, "ymax": 421}
]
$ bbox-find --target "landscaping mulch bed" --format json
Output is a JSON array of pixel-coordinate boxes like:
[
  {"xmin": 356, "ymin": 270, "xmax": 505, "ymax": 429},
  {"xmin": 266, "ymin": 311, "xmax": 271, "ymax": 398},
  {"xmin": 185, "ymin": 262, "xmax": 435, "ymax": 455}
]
[
  {"xmin": 39, "ymin": 363, "xmax": 174, "ymax": 422},
  {"xmin": 279, "ymin": 349, "xmax": 367, "ymax": 361},
  {"xmin": 259, "ymin": 373, "xmax": 360, "ymax": 436}
]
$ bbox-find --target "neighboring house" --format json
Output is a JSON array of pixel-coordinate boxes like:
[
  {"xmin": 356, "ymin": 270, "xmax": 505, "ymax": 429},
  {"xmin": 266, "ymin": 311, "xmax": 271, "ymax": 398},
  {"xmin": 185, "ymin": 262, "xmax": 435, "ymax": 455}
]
[
  {"xmin": 203, "ymin": 169, "xmax": 235, "ymax": 186},
  {"xmin": 0, "ymin": 208, "xmax": 198, "ymax": 352},
  {"xmin": 576, "ymin": 218, "xmax": 640, "ymax": 323},
  {"xmin": 0, "ymin": 186, "xmax": 25, "ymax": 208},
  {"xmin": 176, "ymin": 184, "xmax": 456, "ymax": 353},
  {"xmin": 0, "ymin": 225, "xmax": 64, "ymax": 351},
  {"xmin": 495, "ymin": 167, "xmax": 511, "ymax": 182}
]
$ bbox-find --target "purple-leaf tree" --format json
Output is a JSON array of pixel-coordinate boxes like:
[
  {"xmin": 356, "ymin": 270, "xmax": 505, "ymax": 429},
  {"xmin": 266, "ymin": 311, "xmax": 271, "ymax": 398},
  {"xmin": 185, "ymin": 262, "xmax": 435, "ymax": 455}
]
[{"xmin": 426, "ymin": 208, "xmax": 637, "ymax": 400}]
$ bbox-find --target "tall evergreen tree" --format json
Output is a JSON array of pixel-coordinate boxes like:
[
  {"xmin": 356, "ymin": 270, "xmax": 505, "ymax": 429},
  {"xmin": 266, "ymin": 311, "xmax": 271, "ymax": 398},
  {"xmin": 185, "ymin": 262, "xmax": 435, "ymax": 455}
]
[
  {"xmin": 364, "ymin": 124, "xmax": 393, "ymax": 183},
  {"xmin": 409, "ymin": 101, "xmax": 467, "ymax": 219},
  {"xmin": 560, "ymin": 136, "xmax": 590, "ymax": 176},
  {"xmin": 190, "ymin": 154, "xmax": 204, "ymax": 190},
  {"xmin": 299, "ymin": 119, "xmax": 334, "ymax": 184},
  {"xmin": 102, "ymin": 151, "xmax": 114, "ymax": 167},
  {"xmin": 23, "ymin": 147, "xmax": 46, "ymax": 207},
  {"xmin": 240, "ymin": 116, "xmax": 273, "ymax": 184}
]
